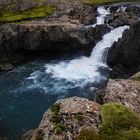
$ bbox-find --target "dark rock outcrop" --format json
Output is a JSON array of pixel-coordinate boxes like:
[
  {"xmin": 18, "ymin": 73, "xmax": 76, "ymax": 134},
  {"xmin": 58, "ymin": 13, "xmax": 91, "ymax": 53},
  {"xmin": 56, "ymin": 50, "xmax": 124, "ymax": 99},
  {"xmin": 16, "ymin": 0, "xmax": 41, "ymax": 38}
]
[
  {"xmin": 107, "ymin": 21, "xmax": 140, "ymax": 69},
  {"xmin": 106, "ymin": 12, "xmax": 139, "ymax": 27},
  {"xmin": 105, "ymin": 3, "xmax": 140, "ymax": 27},
  {"xmin": 97, "ymin": 79, "xmax": 140, "ymax": 115},
  {"xmin": 22, "ymin": 97, "xmax": 101, "ymax": 140}
]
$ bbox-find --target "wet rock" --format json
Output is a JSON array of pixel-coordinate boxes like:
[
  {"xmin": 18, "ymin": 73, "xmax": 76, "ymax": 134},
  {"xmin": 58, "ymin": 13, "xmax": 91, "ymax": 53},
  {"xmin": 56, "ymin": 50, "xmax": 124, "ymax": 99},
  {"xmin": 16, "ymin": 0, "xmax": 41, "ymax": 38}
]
[
  {"xmin": 97, "ymin": 79, "xmax": 140, "ymax": 115},
  {"xmin": 107, "ymin": 21, "xmax": 140, "ymax": 67},
  {"xmin": 0, "ymin": 63, "xmax": 14, "ymax": 71},
  {"xmin": 22, "ymin": 97, "xmax": 101, "ymax": 140},
  {"xmin": 91, "ymin": 24, "xmax": 111, "ymax": 42},
  {"xmin": 107, "ymin": 12, "xmax": 139, "ymax": 27}
]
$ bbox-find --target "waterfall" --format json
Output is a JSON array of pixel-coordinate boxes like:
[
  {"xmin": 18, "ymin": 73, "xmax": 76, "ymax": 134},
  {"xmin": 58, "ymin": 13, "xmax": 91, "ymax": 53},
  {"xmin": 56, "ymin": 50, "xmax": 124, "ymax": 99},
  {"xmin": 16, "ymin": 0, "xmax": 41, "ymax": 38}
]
[
  {"xmin": 45, "ymin": 26, "xmax": 129, "ymax": 86},
  {"xmin": 90, "ymin": 26, "xmax": 129, "ymax": 65},
  {"xmin": 93, "ymin": 6, "xmax": 110, "ymax": 26},
  {"xmin": 85, "ymin": 6, "xmax": 110, "ymax": 28}
]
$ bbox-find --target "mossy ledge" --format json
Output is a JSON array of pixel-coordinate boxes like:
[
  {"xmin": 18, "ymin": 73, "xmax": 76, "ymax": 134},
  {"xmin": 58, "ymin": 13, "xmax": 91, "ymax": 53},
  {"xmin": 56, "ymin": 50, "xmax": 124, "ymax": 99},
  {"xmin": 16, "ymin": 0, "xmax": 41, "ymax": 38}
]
[
  {"xmin": 0, "ymin": 5, "xmax": 56, "ymax": 23},
  {"xmin": 75, "ymin": 102, "xmax": 140, "ymax": 140}
]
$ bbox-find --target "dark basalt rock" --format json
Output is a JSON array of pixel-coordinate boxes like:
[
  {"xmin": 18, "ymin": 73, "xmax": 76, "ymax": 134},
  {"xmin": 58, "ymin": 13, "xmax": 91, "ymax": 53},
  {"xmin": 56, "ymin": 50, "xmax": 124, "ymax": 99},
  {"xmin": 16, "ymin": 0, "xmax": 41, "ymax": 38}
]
[
  {"xmin": 107, "ymin": 21, "xmax": 140, "ymax": 68},
  {"xmin": 0, "ymin": 22, "xmax": 111, "ymax": 71},
  {"xmin": 90, "ymin": 24, "xmax": 111, "ymax": 42},
  {"xmin": 106, "ymin": 12, "xmax": 139, "ymax": 27}
]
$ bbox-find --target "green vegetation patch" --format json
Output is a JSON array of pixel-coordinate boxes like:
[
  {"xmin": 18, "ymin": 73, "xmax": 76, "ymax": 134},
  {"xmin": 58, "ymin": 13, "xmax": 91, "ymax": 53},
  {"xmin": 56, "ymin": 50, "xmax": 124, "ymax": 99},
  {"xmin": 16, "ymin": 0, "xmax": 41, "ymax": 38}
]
[
  {"xmin": 75, "ymin": 129, "xmax": 100, "ymax": 140},
  {"xmin": 75, "ymin": 113, "xmax": 84, "ymax": 122},
  {"xmin": 51, "ymin": 103, "xmax": 61, "ymax": 115},
  {"xmin": 50, "ymin": 103, "xmax": 61, "ymax": 124},
  {"xmin": 55, "ymin": 124, "xmax": 65, "ymax": 134},
  {"xmin": 50, "ymin": 103, "xmax": 65, "ymax": 134},
  {"xmin": 100, "ymin": 102, "xmax": 140, "ymax": 140},
  {"xmin": 76, "ymin": 102, "xmax": 140, "ymax": 140},
  {"xmin": 0, "ymin": 5, "xmax": 56, "ymax": 23},
  {"xmin": 81, "ymin": 0, "xmax": 140, "ymax": 4},
  {"xmin": 101, "ymin": 102, "xmax": 140, "ymax": 134}
]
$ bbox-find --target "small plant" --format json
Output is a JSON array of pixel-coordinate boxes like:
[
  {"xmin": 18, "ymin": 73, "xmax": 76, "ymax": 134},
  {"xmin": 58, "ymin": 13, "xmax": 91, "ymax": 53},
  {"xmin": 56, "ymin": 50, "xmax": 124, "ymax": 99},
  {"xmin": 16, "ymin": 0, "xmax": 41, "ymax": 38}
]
[
  {"xmin": 75, "ymin": 113, "xmax": 84, "ymax": 122},
  {"xmin": 50, "ymin": 115, "xmax": 61, "ymax": 124},
  {"xmin": 54, "ymin": 123, "xmax": 65, "ymax": 134},
  {"xmin": 55, "ymin": 127, "xmax": 62, "ymax": 134},
  {"xmin": 51, "ymin": 103, "xmax": 61, "ymax": 115}
]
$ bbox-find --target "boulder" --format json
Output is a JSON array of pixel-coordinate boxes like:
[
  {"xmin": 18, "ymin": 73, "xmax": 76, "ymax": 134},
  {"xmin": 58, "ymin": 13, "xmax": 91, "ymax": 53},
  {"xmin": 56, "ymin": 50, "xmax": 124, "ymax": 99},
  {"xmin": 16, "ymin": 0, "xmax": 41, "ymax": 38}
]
[
  {"xmin": 22, "ymin": 97, "xmax": 101, "ymax": 140},
  {"xmin": 96, "ymin": 79, "xmax": 140, "ymax": 115}
]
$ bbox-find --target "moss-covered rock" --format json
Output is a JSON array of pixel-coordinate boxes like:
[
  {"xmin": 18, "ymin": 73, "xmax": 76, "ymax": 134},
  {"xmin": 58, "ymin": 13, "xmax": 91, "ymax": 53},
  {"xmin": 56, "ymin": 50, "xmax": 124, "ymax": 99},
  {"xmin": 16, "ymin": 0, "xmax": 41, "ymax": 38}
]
[
  {"xmin": 0, "ymin": 5, "xmax": 56, "ymax": 23},
  {"xmin": 101, "ymin": 102, "xmax": 140, "ymax": 134},
  {"xmin": 75, "ymin": 129, "xmax": 101, "ymax": 140}
]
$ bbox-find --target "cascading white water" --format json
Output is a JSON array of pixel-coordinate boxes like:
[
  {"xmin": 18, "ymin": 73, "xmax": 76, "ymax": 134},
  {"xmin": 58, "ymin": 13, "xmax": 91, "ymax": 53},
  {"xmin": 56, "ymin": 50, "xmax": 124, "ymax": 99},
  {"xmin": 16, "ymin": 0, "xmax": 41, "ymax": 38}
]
[
  {"xmin": 45, "ymin": 25, "xmax": 129, "ymax": 86},
  {"xmin": 85, "ymin": 6, "xmax": 110, "ymax": 28},
  {"xmin": 93, "ymin": 6, "xmax": 110, "ymax": 27}
]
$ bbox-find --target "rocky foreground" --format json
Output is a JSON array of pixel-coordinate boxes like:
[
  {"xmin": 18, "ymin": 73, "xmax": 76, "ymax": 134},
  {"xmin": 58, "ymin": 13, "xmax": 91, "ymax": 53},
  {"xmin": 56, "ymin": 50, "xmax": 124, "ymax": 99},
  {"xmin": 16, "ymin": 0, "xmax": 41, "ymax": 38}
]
[
  {"xmin": 21, "ymin": 77, "xmax": 140, "ymax": 140},
  {"xmin": 1, "ymin": 0, "xmax": 140, "ymax": 140}
]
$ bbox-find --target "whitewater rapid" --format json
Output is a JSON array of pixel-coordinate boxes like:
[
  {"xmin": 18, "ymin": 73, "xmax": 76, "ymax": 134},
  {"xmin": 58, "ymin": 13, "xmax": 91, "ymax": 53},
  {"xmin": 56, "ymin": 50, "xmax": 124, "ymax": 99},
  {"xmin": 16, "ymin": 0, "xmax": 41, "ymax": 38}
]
[
  {"xmin": 85, "ymin": 6, "xmax": 110, "ymax": 28},
  {"xmin": 45, "ymin": 26, "xmax": 129, "ymax": 86}
]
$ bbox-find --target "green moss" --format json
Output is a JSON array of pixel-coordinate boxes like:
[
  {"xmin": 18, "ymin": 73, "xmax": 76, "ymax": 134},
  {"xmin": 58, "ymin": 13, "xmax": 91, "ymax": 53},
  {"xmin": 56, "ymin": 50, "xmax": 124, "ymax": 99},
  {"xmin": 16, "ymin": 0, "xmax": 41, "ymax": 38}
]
[
  {"xmin": 55, "ymin": 124, "xmax": 65, "ymax": 134},
  {"xmin": 0, "ymin": 5, "xmax": 56, "ymax": 23},
  {"xmin": 81, "ymin": 0, "xmax": 140, "ymax": 4},
  {"xmin": 51, "ymin": 103, "xmax": 61, "ymax": 115},
  {"xmin": 55, "ymin": 127, "xmax": 62, "ymax": 134},
  {"xmin": 50, "ymin": 103, "xmax": 64, "ymax": 134},
  {"xmin": 118, "ymin": 128, "xmax": 140, "ymax": 140},
  {"xmin": 75, "ymin": 103, "xmax": 140, "ymax": 140},
  {"xmin": 50, "ymin": 115, "xmax": 61, "ymax": 124},
  {"xmin": 75, "ymin": 129, "xmax": 101, "ymax": 140},
  {"xmin": 35, "ymin": 130, "xmax": 44, "ymax": 140},
  {"xmin": 101, "ymin": 102, "xmax": 140, "ymax": 135},
  {"xmin": 75, "ymin": 113, "xmax": 84, "ymax": 122}
]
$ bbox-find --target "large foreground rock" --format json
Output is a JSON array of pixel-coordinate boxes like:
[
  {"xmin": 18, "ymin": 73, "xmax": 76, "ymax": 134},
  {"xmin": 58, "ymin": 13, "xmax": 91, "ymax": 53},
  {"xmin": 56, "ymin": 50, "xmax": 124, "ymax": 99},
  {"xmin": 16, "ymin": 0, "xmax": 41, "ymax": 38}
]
[
  {"xmin": 97, "ymin": 79, "xmax": 140, "ymax": 115},
  {"xmin": 22, "ymin": 97, "xmax": 101, "ymax": 140}
]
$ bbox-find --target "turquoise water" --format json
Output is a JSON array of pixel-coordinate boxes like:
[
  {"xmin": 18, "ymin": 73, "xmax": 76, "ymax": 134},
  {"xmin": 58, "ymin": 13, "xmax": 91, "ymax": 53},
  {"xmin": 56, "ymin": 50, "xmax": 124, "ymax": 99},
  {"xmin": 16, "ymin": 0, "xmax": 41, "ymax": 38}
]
[{"xmin": 0, "ymin": 59, "xmax": 109, "ymax": 140}]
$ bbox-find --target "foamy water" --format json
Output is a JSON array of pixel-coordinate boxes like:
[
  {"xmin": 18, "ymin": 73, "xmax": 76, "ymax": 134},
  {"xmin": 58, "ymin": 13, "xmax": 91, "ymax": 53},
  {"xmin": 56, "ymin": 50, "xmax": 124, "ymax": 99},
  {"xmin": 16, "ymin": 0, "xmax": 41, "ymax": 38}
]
[
  {"xmin": 45, "ymin": 26, "xmax": 129, "ymax": 86},
  {"xmin": 85, "ymin": 6, "xmax": 110, "ymax": 28}
]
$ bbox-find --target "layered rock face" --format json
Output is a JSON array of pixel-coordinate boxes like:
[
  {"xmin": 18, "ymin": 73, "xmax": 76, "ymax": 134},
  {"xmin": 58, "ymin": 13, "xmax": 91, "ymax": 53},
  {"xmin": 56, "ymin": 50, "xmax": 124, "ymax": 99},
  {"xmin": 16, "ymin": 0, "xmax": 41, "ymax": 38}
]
[
  {"xmin": 22, "ymin": 97, "xmax": 101, "ymax": 140},
  {"xmin": 0, "ymin": 23, "xmax": 91, "ymax": 51}
]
